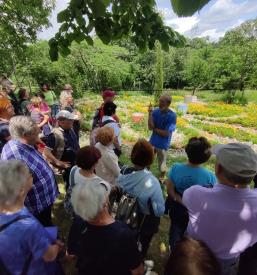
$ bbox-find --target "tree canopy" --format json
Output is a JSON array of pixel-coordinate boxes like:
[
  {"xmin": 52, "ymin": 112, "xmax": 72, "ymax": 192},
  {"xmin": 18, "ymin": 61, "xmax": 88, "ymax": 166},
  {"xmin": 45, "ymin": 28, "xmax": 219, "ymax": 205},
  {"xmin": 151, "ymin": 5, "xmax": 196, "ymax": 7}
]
[
  {"xmin": 0, "ymin": 0, "xmax": 54, "ymax": 74},
  {"xmin": 49, "ymin": 0, "xmax": 212, "ymax": 61}
]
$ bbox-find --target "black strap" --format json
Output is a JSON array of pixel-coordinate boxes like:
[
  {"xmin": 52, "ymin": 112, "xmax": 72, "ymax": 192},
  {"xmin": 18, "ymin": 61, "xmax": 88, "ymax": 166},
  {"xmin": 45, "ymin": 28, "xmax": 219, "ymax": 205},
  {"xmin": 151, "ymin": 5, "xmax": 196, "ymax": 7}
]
[
  {"xmin": 0, "ymin": 215, "xmax": 30, "ymax": 232},
  {"xmin": 101, "ymin": 119, "xmax": 115, "ymax": 127}
]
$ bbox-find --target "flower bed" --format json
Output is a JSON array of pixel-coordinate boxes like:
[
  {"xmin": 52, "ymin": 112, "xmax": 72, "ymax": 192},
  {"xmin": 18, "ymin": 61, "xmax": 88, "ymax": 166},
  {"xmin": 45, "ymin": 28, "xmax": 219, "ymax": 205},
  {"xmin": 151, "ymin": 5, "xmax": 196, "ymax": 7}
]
[
  {"xmin": 192, "ymin": 121, "xmax": 257, "ymax": 144},
  {"xmin": 188, "ymin": 102, "xmax": 245, "ymax": 117},
  {"xmin": 77, "ymin": 91, "xmax": 257, "ymax": 148}
]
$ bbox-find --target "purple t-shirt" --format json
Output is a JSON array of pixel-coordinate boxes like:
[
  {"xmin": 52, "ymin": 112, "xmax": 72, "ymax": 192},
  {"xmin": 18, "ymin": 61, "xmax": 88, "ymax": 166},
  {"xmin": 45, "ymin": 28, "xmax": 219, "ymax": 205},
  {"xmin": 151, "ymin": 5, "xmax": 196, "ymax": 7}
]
[
  {"xmin": 0, "ymin": 207, "xmax": 56, "ymax": 274},
  {"xmin": 183, "ymin": 183, "xmax": 257, "ymax": 260}
]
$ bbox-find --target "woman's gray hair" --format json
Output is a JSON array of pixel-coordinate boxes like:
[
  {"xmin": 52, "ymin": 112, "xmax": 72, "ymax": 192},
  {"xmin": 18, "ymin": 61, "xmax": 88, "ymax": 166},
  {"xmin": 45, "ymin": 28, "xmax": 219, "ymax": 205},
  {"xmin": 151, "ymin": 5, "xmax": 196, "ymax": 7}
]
[
  {"xmin": 9, "ymin": 116, "xmax": 38, "ymax": 139},
  {"xmin": 0, "ymin": 160, "xmax": 30, "ymax": 207},
  {"xmin": 60, "ymin": 92, "xmax": 71, "ymax": 108},
  {"xmin": 71, "ymin": 180, "xmax": 111, "ymax": 221}
]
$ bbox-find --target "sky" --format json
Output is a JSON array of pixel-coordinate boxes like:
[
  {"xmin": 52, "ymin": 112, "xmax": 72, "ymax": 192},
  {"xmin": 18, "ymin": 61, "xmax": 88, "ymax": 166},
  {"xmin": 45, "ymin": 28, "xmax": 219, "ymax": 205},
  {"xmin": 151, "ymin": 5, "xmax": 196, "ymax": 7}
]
[{"xmin": 38, "ymin": 0, "xmax": 257, "ymax": 41}]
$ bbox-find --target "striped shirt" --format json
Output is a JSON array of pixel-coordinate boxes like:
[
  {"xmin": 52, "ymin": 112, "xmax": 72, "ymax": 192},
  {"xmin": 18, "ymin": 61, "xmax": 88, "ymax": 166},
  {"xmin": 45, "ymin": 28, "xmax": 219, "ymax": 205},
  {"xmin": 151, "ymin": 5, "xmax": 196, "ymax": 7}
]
[{"xmin": 1, "ymin": 140, "xmax": 59, "ymax": 215}]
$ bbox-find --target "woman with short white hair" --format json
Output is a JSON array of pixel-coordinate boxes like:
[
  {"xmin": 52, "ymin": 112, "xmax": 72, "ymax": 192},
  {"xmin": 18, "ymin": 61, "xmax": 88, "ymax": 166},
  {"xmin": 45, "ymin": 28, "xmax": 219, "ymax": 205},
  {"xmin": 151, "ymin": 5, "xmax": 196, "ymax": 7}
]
[
  {"xmin": 70, "ymin": 181, "xmax": 144, "ymax": 275},
  {"xmin": 59, "ymin": 92, "xmax": 81, "ymax": 140},
  {"xmin": 0, "ymin": 160, "xmax": 62, "ymax": 274}
]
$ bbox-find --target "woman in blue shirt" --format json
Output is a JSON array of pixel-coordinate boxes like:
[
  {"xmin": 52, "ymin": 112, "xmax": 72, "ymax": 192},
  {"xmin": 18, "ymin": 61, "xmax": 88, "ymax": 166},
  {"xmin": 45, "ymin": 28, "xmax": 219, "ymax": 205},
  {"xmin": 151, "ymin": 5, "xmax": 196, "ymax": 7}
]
[
  {"xmin": 0, "ymin": 160, "xmax": 63, "ymax": 274},
  {"xmin": 117, "ymin": 139, "xmax": 165, "ymax": 258},
  {"xmin": 166, "ymin": 137, "xmax": 216, "ymax": 249}
]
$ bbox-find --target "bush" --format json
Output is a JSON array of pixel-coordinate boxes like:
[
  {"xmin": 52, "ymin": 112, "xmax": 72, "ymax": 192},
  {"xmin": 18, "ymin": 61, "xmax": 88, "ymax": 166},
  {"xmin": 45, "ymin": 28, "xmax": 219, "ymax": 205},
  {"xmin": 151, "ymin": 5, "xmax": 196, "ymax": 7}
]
[{"xmin": 222, "ymin": 90, "xmax": 248, "ymax": 105}]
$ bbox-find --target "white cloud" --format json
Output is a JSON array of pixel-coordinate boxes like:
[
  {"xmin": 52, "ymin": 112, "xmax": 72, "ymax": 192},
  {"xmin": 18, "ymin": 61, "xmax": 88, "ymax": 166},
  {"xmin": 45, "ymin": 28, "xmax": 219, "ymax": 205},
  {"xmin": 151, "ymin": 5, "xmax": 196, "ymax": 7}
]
[
  {"xmin": 166, "ymin": 16, "xmax": 199, "ymax": 34},
  {"xmin": 198, "ymin": 29, "xmax": 225, "ymax": 41},
  {"xmin": 162, "ymin": 0, "xmax": 257, "ymax": 41}
]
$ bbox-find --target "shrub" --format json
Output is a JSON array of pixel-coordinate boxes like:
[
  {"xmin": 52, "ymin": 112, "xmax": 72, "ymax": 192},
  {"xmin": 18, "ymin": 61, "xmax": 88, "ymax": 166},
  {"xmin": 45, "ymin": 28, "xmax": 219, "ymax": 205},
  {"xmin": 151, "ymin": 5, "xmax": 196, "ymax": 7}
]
[{"xmin": 222, "ymin": 90, "xmax": 248, "ymax": 105}]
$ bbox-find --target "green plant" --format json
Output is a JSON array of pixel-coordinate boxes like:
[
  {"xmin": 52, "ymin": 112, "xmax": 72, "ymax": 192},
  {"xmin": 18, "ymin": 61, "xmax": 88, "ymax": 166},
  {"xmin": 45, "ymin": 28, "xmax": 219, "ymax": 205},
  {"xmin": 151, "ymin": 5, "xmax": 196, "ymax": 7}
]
[{"xmin": 222, "ymin": 91, "xmax": 248, "ymax": 105}]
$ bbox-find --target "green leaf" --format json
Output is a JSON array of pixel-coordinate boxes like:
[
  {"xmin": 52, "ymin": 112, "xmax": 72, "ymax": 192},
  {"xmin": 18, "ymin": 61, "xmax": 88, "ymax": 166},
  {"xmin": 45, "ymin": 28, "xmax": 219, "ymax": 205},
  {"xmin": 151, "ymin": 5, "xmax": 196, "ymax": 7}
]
[
  {"xmin": 85, "ymin": 35, "xmax": 94, "ymax": 46},
  {"xmin": 59, "ymin": 46, "xmax": 71, "ymax": 57},
  {"xmin": 57, "ymin": 9, "xmax": 70, "ymax": 23},
  {"xmin": 49, "ymin": 45, "xmax": 58, "ymax": 61},
  {"xmin": 74, "ymin": 32, "xmax": 86, "ymax": 43},
  {"xmin": 59, "ymin": 23, "xmax": 69, "ymax": 33},
  {"xmin": 103, "ymin": 0, "xmax": 111, "ymax": 6},
  {"xmin": 88, "ymin": 1, "xmax": 106, "ymax": 17},
  {"xmin": 49, "ymin": 38, "xmax": 58, "ymax": 47},
  {"xmin": 76, "ymin": 15, "xmax": 86, "ymax": 27},
  {"xmin": 70, "ymin": 0, "xmax": 84, "ymax": 9},
  {"xmin": 171, "ymin": 0, "xmax": 211, "ymax": 16}
]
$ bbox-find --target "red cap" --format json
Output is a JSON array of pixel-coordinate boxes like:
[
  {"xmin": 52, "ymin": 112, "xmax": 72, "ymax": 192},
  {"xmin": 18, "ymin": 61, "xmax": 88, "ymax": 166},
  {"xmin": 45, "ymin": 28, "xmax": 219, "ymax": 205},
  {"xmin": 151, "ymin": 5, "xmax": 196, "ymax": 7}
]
[{"xmin": 102, "ymin": 90, "xmax": 116, "ymax": 98}]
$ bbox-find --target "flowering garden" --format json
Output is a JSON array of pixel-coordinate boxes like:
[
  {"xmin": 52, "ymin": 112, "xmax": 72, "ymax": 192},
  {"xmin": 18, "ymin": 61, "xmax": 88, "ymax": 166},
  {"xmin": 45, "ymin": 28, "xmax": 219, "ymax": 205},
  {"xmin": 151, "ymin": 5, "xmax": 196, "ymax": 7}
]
[
  {"xmin": 54, "ymin": 90, "xmax": 257, "ymax": 274},
  {"xmin": 78, "ymin": 91, "xmax": 257, "ymax": 151}
]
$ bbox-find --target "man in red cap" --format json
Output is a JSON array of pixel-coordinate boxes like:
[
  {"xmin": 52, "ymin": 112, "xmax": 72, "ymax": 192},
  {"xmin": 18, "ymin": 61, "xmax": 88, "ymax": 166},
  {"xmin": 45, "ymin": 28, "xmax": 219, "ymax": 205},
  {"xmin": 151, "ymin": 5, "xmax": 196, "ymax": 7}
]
[{"xmin": 92, "ymin": 89, "xmax": 119, "ymax": 129}]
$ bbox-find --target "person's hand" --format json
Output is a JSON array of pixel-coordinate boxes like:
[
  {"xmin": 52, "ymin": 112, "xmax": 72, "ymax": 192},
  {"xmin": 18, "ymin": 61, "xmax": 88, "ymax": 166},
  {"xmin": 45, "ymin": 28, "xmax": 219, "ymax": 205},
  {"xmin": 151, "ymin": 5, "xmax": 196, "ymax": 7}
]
[
  {"xmin": 55, "ymin": 239, "xmax": 64, "ymax": 249},
  {"xmin": 56, "ymin": 160, "xmax": 71, "ymax": 169},
  {"xmin": 55, "ymin": 240, "xmax": 66, "ymax": 259},
  {"xmin": 74, "ymin": 110, "xmax": 82, "ymax": 120}
]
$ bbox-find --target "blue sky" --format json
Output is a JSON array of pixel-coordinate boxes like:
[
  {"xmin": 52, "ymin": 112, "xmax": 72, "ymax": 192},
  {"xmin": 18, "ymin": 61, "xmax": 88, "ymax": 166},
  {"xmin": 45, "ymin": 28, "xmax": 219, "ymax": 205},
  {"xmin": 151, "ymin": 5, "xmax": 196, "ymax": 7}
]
[{"xmin": 38, "ymin": 0, "xmax": 257, "ymax": 41}]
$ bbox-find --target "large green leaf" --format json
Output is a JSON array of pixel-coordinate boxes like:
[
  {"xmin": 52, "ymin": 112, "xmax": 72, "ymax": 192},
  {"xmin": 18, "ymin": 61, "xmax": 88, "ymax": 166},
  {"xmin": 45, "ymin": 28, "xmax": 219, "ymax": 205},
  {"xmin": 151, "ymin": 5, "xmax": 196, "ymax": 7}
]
[
  {"xmin": 57, "ymin": 9, "xmax": 70, "ymax": 23},
  {"xmin": 171, "ymin": 0, "xmax": 211, "ymax": 16}
]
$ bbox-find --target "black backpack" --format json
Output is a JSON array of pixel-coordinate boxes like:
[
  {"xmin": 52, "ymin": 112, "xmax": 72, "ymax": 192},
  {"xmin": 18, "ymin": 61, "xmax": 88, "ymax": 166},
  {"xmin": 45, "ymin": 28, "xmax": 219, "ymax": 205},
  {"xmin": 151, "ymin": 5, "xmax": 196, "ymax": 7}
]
[{"xmin": 113, "ymin": 167, "xmax": 146, "ymax": 230}]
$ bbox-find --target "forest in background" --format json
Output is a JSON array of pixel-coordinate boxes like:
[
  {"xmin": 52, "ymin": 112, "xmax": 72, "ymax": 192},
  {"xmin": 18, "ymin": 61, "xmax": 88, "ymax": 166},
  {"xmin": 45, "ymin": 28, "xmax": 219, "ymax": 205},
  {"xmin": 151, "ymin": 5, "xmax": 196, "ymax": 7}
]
[{"xmin": 1, "ymin": 17, "xmax": 257, "ymax": 103}]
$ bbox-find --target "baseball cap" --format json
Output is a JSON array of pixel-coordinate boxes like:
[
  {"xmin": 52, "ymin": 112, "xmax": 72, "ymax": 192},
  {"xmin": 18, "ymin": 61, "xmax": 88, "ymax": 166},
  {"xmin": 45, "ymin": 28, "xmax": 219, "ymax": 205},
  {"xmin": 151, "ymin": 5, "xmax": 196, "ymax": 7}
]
[
  {"xmin": 102, "ymin": 90, "xmax": 116, "ymax": 98},
  {"xmin": 212, "ymin": 143, "xmax": 257, "ymax": 178},
  {"xmin": 56, "ymin": 110, "xmax": 78, "ymax": 120}
]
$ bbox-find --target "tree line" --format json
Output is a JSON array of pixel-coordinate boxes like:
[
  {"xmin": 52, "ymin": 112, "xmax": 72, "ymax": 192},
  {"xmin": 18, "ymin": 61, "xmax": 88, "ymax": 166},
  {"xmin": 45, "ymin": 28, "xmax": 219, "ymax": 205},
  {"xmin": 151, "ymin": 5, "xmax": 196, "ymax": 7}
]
[{"xmin": 1, "ymin": 18, "xmax": 257, "ymax": 99}]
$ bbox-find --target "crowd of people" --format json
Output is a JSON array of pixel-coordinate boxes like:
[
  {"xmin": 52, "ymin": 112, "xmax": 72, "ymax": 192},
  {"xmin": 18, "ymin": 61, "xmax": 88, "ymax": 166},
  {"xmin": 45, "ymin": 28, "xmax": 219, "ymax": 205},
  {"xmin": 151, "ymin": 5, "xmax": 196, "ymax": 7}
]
[{"xmin": 0, "ymin": 83, "xmax": 257, "ymax": 275}]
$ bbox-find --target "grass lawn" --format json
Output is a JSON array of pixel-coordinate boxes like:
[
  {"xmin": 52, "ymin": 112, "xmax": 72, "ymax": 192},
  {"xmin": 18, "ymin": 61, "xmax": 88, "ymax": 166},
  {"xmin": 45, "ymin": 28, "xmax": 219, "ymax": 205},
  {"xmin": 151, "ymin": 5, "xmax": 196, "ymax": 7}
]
[{"xmin": 53, "ymin": 89, "xmax": 257, "ymax": 274}]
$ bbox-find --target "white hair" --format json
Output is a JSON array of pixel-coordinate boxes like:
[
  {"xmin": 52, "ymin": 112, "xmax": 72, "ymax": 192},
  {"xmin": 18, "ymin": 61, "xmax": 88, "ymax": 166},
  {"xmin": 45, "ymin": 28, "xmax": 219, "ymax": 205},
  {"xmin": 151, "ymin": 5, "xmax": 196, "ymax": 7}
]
[
  {"xmin": 0, "ymin": 160, "xmax": 30, "ymax": 207},
  {"xmin": 9, "ymin": 116, "xmax": 38, "ymax": 139},
  {"xmin": 71, "ymin": 181, "xmax": 111, "ymax": 221},
  {"xmin": 60, "ymin": 91, "xmax": 71, "ymax": 108}
]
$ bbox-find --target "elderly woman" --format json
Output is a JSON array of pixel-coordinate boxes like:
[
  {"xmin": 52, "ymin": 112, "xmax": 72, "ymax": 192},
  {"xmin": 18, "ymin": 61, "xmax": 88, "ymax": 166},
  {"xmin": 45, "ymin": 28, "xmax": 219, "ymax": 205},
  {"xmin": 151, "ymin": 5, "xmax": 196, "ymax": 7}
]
[
  {"xmin": 70, "ymin": 180, "xmax": 144, "ymax": 275},
  {"xmin": 0, "ymin": 160, "xmax": 63, "ymax": 274},
  {"xmin": 60, "ymin": 84, "xmax": 73, "ymax": 98},
  {"xmin": 102, "ymin": 102, "xmax": 121, "ymax": 157},
  {"xmin": 59, "ymin": 93, "xmax": 80, "ymax": 140},
  {"xmin": 66, "ymin": 146, "xmax": 108, "ymax": 255},
  {"xmin": 64, "ymin": 146, "xmax": 103, "ymax": 215},
  {"xmin": 95, "ymin": 126, "xmax": 120, "ymax": 186},
  {"xmin": 1, "ymin": 116, "xmax": 58, "ymax": 226},
  {"xmin": 0, "ymin": 98, "xmax": 15, "ymax": 153},
  {"xmin": 117, "ymin": 139, "xmax": 165, "ymax": 258},
  {"xmin": 166, "ymin": 137, "xmax": 216, "ymax": 250}
]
